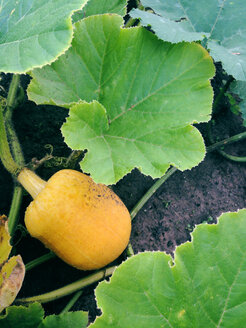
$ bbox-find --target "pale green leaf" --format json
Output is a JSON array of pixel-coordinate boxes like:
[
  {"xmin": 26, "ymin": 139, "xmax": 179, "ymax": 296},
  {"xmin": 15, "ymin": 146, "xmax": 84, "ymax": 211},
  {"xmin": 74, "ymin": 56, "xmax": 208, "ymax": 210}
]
[
  {"xmin": 28, "ymin": 14, "xmax": 214, "ymax": 184},
  {"xmin": 39, "ymin": 311, "xmax": 88, "ymax": 328},
  {"xmin": 131, "ymin": 0, "xmax": 246, "ymax": 81},
  {"xmin": 0, "ymin": 302, "xmax": 88, "ymax": 328},
  {"xmin": 0, "ymin": 303, "xmax": 44, "ymax": 328},
  {"xmin": 91, "ymin": 209, "xmax": 246, "ymax": 328},
  {"xmin": 0, "ymin": 0, "xmax": 88, "ymax": 73},
  {"xmin": 230, "ymin": 80, "xmax": 246, "ymax": 126},
  {"xmin": 72, "ymin": 0, "xmax": 127, "ymax": 23}
]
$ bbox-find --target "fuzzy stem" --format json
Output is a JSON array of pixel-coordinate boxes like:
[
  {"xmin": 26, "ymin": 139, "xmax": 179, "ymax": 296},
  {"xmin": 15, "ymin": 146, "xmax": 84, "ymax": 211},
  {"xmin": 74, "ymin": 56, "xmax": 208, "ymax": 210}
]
[
  {"xmin": 60, "ymin": 291, "xmax": 83, "ymax": 314},
  {"xmin": 25, "ymin": 252, "xmax": 56, "ymax": 271},
  {"xmin": 17, "ymin": 168, "xmax": 47, "ymax": 199},
  {"xmin": 130, "ymin": 167, "xmax": 177, "ymax": 220},
  {"xmin": 4, "ymin": 75, "xmax": 25, "ymax": 235},
  {"xmin": 16, "ymin": 266, "xmax": 116, "ymax": 304},
  {"xmin": 8, "ymin": 185, "xmax": 23, "ymax": 235},
  {"xmin": 5, "ymin": 75, "xmax": 20, "ymax": 117},
  {"xmin": 206, "ymin": 131, "xmax": 246, "ymax": 152},
  {"xmin": 0, "ymin": 109, "xmax": 21, "ymax": 176},
  {"xmin": 212, "ymin": 76, "xmax": 234, "ymax": 115},
  {"xmin": 214, "ymin": 151, "xmax": 246, "ymax": 162},
  {"xmin": 4, "ymin": 74, "xmax": 25, "ymax": 165}
]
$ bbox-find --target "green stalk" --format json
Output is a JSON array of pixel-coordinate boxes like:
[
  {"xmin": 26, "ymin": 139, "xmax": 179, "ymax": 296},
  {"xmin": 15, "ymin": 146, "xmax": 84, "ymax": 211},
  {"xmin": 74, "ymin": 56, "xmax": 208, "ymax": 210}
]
[
  {"xmin": 5, "ymin": 75, "xmax": 20, "ymax": 120},
  {"xmin": 16, "ymin": 266, "xmax": 116, "ymax": 304},
  {"xmin": 60, "ymin": 291, "xmax": 83, "ymax": 314},
  {"xmin": 214, "ymin": 151, "xmax": 246, "ymax": 162},
  {"xmin": 212, "ymin": 76, "xmax": 234, "ymax": 115},
  {"xmin": 130, "ymin": 167, "xmax": 177, "ymax": 220},
  {"xmin": 3, "ymin": 74, "xmax": 26, "ymax": 235},
  {"xmin": 207, "ymin": 123, "xmax": 246, "ymax": 162},
  {"xmin": 25, "ymin": 252, "xmax": 56, "ymax": 271},
  {"xmin": 206, "ymin": 131, "xmax": 246, "ymax": 152},
  {"xmin": 0, "ymin": 108, "xmax": 21, "ymax": 177},
  {"xmin": 8, "ymin": 185, "xmax": 23, "ymax": 236}
]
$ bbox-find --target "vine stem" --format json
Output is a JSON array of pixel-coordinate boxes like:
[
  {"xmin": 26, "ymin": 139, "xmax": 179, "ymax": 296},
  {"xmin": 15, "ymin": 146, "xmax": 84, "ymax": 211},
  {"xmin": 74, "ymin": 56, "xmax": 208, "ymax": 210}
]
[
  {"xmin": 0, "ymin": 108, "xmax": 21, "ymax": 177},
  {"xmin": 25, "ymin": 252, "xmax": 56, "ymax": 271},
  {"xmin": 130, "ymin": 166, "xmax": 177, "ymax": 221},
  {"xmin": 60, "ymin": 291, "xmax": 83, "ymax": 314},
  {"xmin": 16, "ymin": 266, "xmax": 116, "ymax": 304},
  {"xmin": 2, "ymin": 74, "xmax": 26, "ymax": 235},
  {"xmin": 212, "ymin": 76, "xmax": 234, "ymax": 115},
  {"xmin": 206, "ymin": 131, "xmax": 246, "ymax": 152},
  {"xmin": 8, "ymin": 185, "xmax": 23, "ymax": 236}
]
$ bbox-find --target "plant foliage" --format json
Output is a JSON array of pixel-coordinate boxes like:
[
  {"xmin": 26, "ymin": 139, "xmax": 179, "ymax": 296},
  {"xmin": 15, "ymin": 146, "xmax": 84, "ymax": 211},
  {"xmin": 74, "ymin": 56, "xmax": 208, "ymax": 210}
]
[
  {"xmin": 0, "ymin": 216, "xmax": 25, "ymax": 313},
  {"xmin": 131, "ymin": 0, "xmax": 246, "ymax": 81},
  {"xmin": 27, "ymin": 14, "xmax": 215, "ymax": 184},
  {"xmin": 0, "ymin": 0, "xmax": 88, "ymax": 73},
  {"xmin": 91, "ymin": 209, "xmax": 246, "ymax": 327},
  {"xmin": 72, "ymin": 0, "xmax": 127, "ymax": 23},
  {"xmin": 0, "ymin": 302, "xmax": 88, "ymax": 327}
]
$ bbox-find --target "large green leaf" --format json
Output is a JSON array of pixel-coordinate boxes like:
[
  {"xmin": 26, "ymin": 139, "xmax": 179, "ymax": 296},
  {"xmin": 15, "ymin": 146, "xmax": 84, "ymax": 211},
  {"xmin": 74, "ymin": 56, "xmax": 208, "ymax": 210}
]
[
  {"xmin": 0, "ymin": 302, "xmax": 88, "ymax": 328},
  {"xmin": 90, "ymin": 209, "xmax": 246, "ymax": 327},
  {"xmin": 131, "ymin": 0, "xmax": 246, "ymax": 81},
  {"xmin": 28, "ymin": 14, "xmax": 214, "ymax": 184},
  {"xmin": 72, "ymin": 0, "xmax": 127, "ymax": 23},
  {"xmin": 0, "ymin": 0, "xmax": 87, "ymax": 73}
]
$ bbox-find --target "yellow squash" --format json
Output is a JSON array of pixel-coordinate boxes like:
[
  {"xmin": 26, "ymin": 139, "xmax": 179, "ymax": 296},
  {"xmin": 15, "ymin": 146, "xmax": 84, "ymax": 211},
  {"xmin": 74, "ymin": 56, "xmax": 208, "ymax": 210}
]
[{"xmin": 18, "ymin": 168, "xmax": 131, "ymax": 270}]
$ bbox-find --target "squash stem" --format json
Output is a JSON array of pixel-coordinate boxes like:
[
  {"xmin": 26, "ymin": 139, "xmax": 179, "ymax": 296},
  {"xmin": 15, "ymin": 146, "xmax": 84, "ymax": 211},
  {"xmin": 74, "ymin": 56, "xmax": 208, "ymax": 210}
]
[
  {"xmin": 60, "ymin": 291, "xmax": 83, "ymax": 314},
  {"xmin": 25, "ymin": 252, "xmax": 56, "ymax": 271},
  {"xmin": 16, "ymin": 266, "xmax": 116, "ymax": 304},
  {"xmin": 0, "ymin": 107, "xmax": 21, "ymax": 177},
  {"xmin": 3, "ymin": 74, "xmax": 26, "ymax": 235},
  {"xmin": 130, "ymin": 166, "xmax": 177, "ymax": 221},
  {"xmin": 17, "ymin": 168, "xmax": 47, "ymax": 199},
  {"xmin": 8, "ymin": 185, "xmax": 23, "ymax": 236}
]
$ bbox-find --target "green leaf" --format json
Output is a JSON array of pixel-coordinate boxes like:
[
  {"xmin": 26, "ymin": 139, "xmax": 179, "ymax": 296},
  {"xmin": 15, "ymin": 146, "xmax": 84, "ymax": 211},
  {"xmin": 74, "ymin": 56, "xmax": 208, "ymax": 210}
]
[
  {"xmin": 230, "ymin": 80, "xmax": 246, "ymax": 126},
  {"xmin": 0, "ymin": 303, "xmax": 88, "ymax": 328},
  {"xmin": 72, "ymin": 0, "xmax": 127, "ymax": 23},
  {"xmin": 40, "ymin": 311, "xmax": 88, "ymax": 328},
  {"xmin": 0, "ymin": 0, "xmax": 88, "ymax": 73},
  {"xmin": 0, "ymin": 303, "xmax": 44, "ymax": 328},
  {"xmin": 28, "ymin": 14, "xmax": 214, "ymax": 184},
  {"xmin": 131, "ymin": 0, "xmax": 246, "ymax": 81},
  {"xmin": 91, "ymin": 209, "xmax": 246, "ymax": 327}
]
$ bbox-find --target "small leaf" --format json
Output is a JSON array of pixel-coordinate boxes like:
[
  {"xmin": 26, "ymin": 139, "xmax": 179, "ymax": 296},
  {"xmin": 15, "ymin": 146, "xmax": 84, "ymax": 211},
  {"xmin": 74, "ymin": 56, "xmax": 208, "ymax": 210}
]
[
  {"xmin": 0, "ymin": 216, "xmax": 25, "ymax": 313},
  {"xmin": 39, "ymin": 311, "xmax": 88, "ymax": 328},
  {"xmin": 131, "ymin": 0, "xmax": 246, "ymax": 81},
  {"xmin": 72, "ymin": 0, "xmax": 127, "ymax": 23},
  {"xmin": 0, "ymin": 303, "xmax": 44, "ymax": 328},
  {"xmin": 28, "ymin": 14, "xmax": 215, "ymax": 184},
  {"xmin": 0, "ymin": 0, "xmax": 88, "ymax": 73},
  {"xmin": 0, "ymin": 303, "xmax": 88, "ymax": 327},
  {"xmin": 91, "ymin": 209, "xmax": 246, "ymax": 327}
]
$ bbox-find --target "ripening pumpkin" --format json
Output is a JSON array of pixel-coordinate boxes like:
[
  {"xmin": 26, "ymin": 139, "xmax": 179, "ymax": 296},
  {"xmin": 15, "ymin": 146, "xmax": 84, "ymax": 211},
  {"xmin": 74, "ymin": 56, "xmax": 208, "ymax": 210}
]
[{"xmin": 17, "ymin": 168, "xmax": 131, "ymax": 270}]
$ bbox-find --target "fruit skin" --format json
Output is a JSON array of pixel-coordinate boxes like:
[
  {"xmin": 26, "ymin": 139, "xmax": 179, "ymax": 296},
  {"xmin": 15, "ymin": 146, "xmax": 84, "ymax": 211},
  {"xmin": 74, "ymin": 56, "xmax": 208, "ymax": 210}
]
[{"xmin": 24, "ymin": 169, "xmax": 131, "ymax": 270}]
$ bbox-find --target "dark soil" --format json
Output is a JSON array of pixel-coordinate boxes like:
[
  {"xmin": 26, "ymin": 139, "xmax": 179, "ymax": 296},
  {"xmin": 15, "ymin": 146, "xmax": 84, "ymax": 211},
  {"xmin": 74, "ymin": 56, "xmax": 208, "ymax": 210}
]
[{"xmin": 1, "ymin": 70, "xmax": 246, "ymax": 325}]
